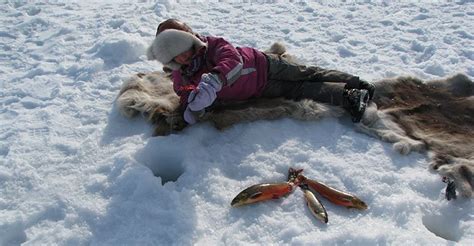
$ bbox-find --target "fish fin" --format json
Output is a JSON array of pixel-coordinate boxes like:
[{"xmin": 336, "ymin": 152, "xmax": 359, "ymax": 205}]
[
  {"xmin": 250, "ymin": 192, "xmax": 263, "ymax": 199},
  {"xmin": 340, "ymin": 197, "xmax": 351, "ymax": 202}
]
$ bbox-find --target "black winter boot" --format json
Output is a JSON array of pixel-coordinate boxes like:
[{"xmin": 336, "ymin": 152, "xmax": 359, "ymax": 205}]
[
  {"xmin": 343, "ymin": 89, "xmax": 370, "ymax": 123},
  {"xmin": 359, "ymin": 80, "xmax": 375, "ymax": 100}
]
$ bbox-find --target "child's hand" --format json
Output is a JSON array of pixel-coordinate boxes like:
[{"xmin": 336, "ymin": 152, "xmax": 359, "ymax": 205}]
[
  {"xmin": 183, "ymin": 106, "xmax": 197, "ymax": 124},
  {"xmin": 187, "ymin": 73, "xmax": 222, "ymax": 112}
]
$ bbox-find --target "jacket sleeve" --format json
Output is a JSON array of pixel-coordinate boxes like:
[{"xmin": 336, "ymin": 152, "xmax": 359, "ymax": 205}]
[
  {"xmin": 172, "ymin": 71, "xmax": 195, "ymax": 107},
  {"xmin": 208, "ymin": 37, "xmax": 244, "ymax": 86}
]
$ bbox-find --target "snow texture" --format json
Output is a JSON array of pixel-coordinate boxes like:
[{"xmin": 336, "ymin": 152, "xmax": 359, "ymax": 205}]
[{"xmin": 0, "ymin": 0, "xmax": 473, "ymax": 245}]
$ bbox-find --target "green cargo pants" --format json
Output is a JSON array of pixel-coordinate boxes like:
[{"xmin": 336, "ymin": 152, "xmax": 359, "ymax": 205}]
[{"xmin": 261, "ymin": 54, "xmax": 361, "ymax": 106}]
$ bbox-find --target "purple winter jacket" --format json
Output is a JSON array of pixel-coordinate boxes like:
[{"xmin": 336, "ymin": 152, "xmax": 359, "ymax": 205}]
[{"xmin": 171, "ymin": 36, "xmax": 268, "ymax": 105}]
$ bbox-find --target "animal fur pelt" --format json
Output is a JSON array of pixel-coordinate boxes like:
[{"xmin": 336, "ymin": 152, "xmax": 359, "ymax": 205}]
[
  {"xmin": 116, "ymin": 71, "xmax": 180, "ymax": 121},
  {"xmin": 116, "ymin": 44, "xmax": 473, "ymax": 198},
  {"xmin": 358, "ymin": 74, "xmax": 474, "ymax": 198}
]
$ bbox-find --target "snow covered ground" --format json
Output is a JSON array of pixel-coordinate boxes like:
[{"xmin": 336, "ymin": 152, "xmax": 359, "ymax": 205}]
[{"xmin": 1, "ymin": 0, "xmax": 473, "ymax": 245}]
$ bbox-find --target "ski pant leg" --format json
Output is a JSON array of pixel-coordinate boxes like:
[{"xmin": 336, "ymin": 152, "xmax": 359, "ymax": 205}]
[
  {"xmin": 261, "ymin": 54, "xmax": 353, "ymax": 106},
  {"xmin": 262, "ymin": 80, "xmax": 346, "ymax": 106},
  {"xmin": 264, "ymin": 53, "xmax": 361, "ymax": 87}
]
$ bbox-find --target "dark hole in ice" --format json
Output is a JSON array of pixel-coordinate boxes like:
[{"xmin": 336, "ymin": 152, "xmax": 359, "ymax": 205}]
[
  {"xmin": 136, "ymin": 145, "xmax": 185, "ymax": 185},
  {"xmin": 153, "ymin": 161, "xmax": 184, "ymax": 184},
  {"xmin": 149, "ymin": 155, "xmax": 184, "ymax": 184}
]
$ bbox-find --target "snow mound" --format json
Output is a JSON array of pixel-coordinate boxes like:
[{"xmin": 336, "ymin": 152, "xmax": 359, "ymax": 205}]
[{"xmin": 88, "ymin": 34, "xmax": 147, "ymax": 68}]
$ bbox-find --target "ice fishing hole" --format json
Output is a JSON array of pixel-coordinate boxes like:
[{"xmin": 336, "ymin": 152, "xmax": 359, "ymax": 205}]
[
  {"xmin": 149, "ymin": 154, "xmax": 184, "ymax": 184},
  {"xmin": 137, "ymin": 145, "xmax": 185, "ymax": 184}
]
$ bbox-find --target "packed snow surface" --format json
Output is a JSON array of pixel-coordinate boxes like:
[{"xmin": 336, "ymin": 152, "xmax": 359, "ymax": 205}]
[{"xmin": 1, "ymin": 0, "xmax": 473, "ymax": 245}]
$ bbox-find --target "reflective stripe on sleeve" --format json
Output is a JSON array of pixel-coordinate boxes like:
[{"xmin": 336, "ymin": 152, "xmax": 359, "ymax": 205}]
[
  {"xmin": 225, "ymin": 62, "xmax": 243, "ymax": 85},
  {"xmin": 225, "ymin": 57, "xmax": 258, "ymax": 85}
]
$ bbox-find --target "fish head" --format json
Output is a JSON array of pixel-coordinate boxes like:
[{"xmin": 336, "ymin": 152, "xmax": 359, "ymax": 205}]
[
  {"xmin": 299, "ymin": 183, "xmax": 309, "ymax": 190},
  {"xmin": 231, "ymin": 188, "xmax": 263, "ymax": 207},
  {"xmin": 350, "ymin": 199, "xmax": 368, "ymax": 210}
]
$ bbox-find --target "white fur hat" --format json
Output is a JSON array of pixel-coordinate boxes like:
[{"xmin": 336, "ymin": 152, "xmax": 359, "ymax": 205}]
[{"xmin": 147, "ymin": 29, "xmax": 207, "ymax": 70}]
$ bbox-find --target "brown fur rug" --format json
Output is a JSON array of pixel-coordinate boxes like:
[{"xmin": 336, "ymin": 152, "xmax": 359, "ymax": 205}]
[{"xmin": 360, "ymin": 74, "xmax": 474, "ymax": 198}]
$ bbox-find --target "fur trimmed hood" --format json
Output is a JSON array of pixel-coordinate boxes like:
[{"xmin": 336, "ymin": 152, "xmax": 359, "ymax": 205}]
[{"xmin": 147, "ymin": 29, "xmax": 207, "ymax": 70}]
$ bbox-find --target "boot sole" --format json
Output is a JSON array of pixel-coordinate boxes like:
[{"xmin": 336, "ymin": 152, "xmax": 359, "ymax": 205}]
[{"xmin": 352, "ymin": 89, "xmax": 369, "ymax": 123}]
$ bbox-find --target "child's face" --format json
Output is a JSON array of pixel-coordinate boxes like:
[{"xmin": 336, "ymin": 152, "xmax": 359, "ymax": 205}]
[{"xmin": 174, "ymin": 49, "xmax": 194, "ymax": 65}]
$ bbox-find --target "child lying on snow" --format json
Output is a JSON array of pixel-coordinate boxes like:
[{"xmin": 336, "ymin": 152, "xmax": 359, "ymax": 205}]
[{"xmin": 146, "ymin": 19, "xmax": 375, "ymax": 124}]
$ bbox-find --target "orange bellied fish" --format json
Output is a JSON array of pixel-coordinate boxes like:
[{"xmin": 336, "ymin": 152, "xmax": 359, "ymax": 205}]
[
  {"xmin": 300, "ymin": 184, "xmax": 328, "ymax": 223},
  {"xmin": 231, "ymin": 182, "xmax": 294, "ymax": 207},
  {"xmin": 298, "ymin": 175, "xmax": 368, "ymax": 210}
]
